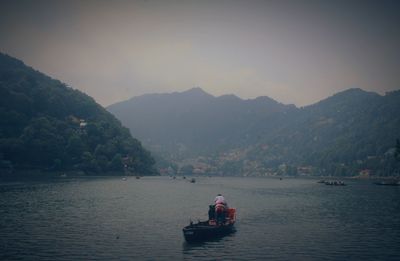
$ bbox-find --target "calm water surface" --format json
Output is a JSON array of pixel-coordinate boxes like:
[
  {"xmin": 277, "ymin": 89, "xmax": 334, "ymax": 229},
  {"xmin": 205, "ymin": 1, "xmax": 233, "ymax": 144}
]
[{"xmin": 1, "ymin": 177, "xmax": 399, "ymax": 260}]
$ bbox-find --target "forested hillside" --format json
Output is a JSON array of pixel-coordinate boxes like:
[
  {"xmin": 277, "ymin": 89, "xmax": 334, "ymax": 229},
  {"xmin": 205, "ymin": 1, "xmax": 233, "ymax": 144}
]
[
  {"xmin": 0, "ymin": 53, "xmax": 156, "ymax": 176},
  {"xmin": 245, "ymin": 89, "xmax": 400, "ymax": 176},
  {"xmin": 108, "ymin": 88, "xmax": 400, "ymax": 177}
]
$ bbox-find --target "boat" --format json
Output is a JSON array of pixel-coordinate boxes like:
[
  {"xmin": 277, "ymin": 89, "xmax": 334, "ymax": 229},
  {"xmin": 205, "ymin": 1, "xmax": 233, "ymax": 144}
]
[
  {"xmin": 324, "ymin": 180, "xmax": 345, "ymax": 186},
  {"xmin": 374, "ymin": 180, "xmax": 400, "ymax": 186},
  {"xmin": 183, "ymin": 208, "xmax": 236, "ymax": 242},
  {"xmin": 190, "ymin": 178, "xmax": 196, "ymax": 183}
]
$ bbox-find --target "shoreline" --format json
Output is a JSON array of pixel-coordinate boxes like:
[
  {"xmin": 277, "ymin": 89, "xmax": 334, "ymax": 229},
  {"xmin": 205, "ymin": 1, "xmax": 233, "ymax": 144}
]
[{"xmin": 0, "ymin": 169, "xmax": 158, "ymax": 182}]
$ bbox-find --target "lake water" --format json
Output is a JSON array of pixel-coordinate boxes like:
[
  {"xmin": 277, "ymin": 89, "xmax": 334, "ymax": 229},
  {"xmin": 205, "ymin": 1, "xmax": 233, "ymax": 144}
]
[{"xmin": 0, "ymin": 177, "xmax": 399, "ymax": 260}]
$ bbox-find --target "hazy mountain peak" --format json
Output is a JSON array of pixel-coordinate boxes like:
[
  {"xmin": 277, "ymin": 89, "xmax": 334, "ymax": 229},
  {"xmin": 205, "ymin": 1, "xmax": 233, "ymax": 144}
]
[
  {"xmin": 332, "ymin": 88, "xmax": 379, "ymax": 98},
  {"xmin": 217, "ymin": 94, "xmax": 242, "ymax": 101},
  {"xmin": 252, "ymin": 96, "xmax": 279, "ymax": 104},
  {"xmin": 307, "ymin": 87, "xmax": 380, "ymax": 109},
  {"xmin": 183, "ymin": 86, "xmax": 208, "ymax": 94},
  {"xmin": 179, "ymin": 87, "xmax": 214, "ymax": 98}
]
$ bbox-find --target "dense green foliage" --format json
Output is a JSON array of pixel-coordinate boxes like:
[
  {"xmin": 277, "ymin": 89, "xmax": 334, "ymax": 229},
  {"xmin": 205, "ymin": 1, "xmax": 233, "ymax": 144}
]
[
  {"xmin": 0, "ymin": 53, "xmax": 156, "ymax": 176},
  {"xmin": 109, "ymin": 88, "xmax": 400, "ymax": 177},
  {"xmin": 245, "ymin": 89, "xmax": 400, "ymax": 176}
]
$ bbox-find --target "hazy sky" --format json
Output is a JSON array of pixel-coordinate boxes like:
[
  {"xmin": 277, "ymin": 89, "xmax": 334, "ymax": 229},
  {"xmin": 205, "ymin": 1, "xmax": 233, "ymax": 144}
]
[{"xmin": 1, "ymin": 0, "xmax": 399, "ymax": 106}]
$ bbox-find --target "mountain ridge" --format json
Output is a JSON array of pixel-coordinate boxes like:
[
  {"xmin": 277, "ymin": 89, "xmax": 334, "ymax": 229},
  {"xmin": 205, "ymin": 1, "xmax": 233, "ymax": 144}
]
[{"xmin": 108, "ymin": 86, "xmax": 400, "ymax": 176}]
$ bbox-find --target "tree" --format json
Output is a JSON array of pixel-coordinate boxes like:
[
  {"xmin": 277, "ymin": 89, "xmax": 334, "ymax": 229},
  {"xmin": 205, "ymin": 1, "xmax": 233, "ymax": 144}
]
[
  {"xmin": 66, "ymin": 135, "xmax": 84, "ymax": 162},
  {"xmin": 80, "ymin": 151, "xmax": 98, "ymax": 173},
  {"xmin": 109, "ymin": 154, "xmax": 124, "ymax": 171},
  {"xmin": 180, "ymin": 165, "xmax": 194, "ymax": 175},
  {"xmin": 395, "ymin": 139, "xmax": 400, "ymax": 160}
]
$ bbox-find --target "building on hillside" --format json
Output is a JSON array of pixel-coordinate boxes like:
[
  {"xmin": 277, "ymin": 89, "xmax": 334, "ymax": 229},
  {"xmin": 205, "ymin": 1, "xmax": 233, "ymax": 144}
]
[
  {"xmin": 359, "ymin": 169, "xmax": 371, "ymax": 178},
  {"xmin": 80, "ymin": 119, "xmax": 87, "ymax": 128}
]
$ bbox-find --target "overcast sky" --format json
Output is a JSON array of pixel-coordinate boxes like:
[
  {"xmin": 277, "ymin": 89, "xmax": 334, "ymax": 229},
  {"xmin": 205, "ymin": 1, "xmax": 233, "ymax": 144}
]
[{"xmin": 1, "ymin": 0, "xmax": 399, "ymax": 106}]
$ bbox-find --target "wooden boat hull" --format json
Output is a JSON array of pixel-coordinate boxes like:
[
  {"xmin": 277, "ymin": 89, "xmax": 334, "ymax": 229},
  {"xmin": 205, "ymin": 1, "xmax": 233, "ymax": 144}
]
[{"xmin": 183, "ymin": 221, "xmax": 235, "ymax": 242}]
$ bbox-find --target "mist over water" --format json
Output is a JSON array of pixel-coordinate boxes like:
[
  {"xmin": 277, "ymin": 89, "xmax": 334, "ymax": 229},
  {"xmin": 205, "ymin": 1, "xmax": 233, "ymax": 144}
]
[{"xmin": 1, "ymin": 177, "xmax": 399, "ymax": 260}]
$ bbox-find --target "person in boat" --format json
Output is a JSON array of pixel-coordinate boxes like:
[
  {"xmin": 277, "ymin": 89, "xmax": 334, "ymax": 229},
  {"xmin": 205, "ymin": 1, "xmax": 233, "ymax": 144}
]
[
  {"xmin": 214, "ymin": 194, "xmax": 228, "ymax": 224},
  {"xmin": 214, "ymin": 194, "xmax": 227, "ymax": 206},
  {"xmin": 208, "ymin": 205, "xmax": 215, "ymax": 220}
]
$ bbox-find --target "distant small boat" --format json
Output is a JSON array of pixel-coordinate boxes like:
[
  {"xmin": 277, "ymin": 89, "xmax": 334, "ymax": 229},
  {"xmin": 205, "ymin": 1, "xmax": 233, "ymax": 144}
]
[
  {"xmin": 135, "ymin": 176, "xmax": 140, "ymax": 179},
  {"xmin": 190, "ymin": 178, "xmax": 196, "ymax": 183},
  {"xmin": 60, "ymin": 173, "xmax": 67, "ymax": 178},
  {"xmin": 374, "ymin": 180, "xmax": 400, "ymax": 186},
  {"xmin": 324, "ymin": 180, "xmax": 345, "ymax": 186},
  {"xmin": 122, "ymin": 177, "xmax": 127, "ymax": 181}
]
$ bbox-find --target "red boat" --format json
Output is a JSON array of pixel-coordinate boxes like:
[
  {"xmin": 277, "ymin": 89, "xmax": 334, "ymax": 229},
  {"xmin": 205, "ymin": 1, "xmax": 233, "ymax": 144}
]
[{"xmin": 183, "ymin": 208, "xmax": 236, "ymax": 242}]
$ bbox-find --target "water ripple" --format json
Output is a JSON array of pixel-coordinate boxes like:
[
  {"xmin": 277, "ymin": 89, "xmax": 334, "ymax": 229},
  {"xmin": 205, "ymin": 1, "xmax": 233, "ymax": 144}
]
[{"xmin": 0, "ymin": 177, "xmax": 399, "ymax": 260}]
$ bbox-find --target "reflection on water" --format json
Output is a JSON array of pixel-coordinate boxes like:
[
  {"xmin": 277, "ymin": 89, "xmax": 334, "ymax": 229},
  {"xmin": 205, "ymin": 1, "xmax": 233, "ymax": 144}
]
[
  {"xmin": 182, "ymin": 231, "xmax": 238, "ymax": 261},
  {"xmin": 0, "ymin": 177, "xmax": 399, "ymax": 260}
]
